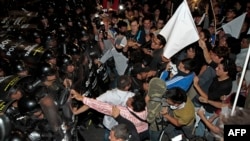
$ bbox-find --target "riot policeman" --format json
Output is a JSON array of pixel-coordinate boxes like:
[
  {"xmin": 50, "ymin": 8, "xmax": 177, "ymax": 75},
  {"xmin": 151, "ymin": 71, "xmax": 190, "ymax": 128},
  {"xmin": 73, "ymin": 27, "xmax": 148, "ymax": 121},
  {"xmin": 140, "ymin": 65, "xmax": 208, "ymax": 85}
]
[
  {"xmin": 57, "ymin": 54, "xmax": 79, "ymax": 88},
  {"xmin": 17, "ymin": 91, "xmax": 62, "ymax": 141},
  {"xmin": 0, "ymin": 75, "xmax": 36, "ymax": 140},
  {"xmin": 0, "ymin": 114, "xmax": 12, "ymax": 141},
  {"xmin": 40, "ymin": 48, "xmax": 58, "ymax": 70},
  {"xmin": 26, "ymin": 62, "xmax": 73, "ymax": 140},
  {"xmin": 11, "ymin": 60, "xmax": 30, "ymax": 76},
  {"xmin": 0, "ymin": 113, "xmax": 26, "ymax": 141}
]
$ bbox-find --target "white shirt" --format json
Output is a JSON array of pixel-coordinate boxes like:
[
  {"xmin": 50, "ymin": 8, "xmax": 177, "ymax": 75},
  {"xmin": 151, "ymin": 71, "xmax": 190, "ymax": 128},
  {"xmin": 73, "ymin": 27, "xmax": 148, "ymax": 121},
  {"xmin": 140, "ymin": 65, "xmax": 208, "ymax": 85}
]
[
  {"xmin": 100, "ymin": 35, "xmax": 128, "ymax": 75},
  {"xmin": 96, "ymin": 88, "xmax": 135, "ymax": 130}
]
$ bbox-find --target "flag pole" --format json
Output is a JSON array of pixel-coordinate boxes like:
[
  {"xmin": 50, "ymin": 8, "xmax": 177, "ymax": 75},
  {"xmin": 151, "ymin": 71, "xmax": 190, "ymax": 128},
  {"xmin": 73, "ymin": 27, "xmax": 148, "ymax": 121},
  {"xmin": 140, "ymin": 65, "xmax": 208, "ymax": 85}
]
[
  {"xmin": 170, "ymin": 2, "xmax": 174, "ymax": 17},
  {"xmin": 231, "ymin": 45, "xmax": 250, "ymax": 116},
  {"xmin": 210, "ymin": 0, "xmax": 217, "ymax": 43}
]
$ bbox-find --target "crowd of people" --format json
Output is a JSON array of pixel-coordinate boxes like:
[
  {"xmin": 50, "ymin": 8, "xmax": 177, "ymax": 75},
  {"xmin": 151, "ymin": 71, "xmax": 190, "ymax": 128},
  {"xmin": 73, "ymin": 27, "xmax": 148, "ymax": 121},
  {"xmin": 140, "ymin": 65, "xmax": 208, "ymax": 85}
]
[{"xmin": 1, "ymin": 0, "xmax": 250, "ymax": 141}]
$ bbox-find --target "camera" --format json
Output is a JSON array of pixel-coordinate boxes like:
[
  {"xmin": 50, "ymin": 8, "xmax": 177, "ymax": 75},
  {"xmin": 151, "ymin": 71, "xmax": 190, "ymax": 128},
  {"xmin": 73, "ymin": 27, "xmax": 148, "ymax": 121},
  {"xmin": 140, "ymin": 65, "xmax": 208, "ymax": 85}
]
[
  {"xmin": 99, "ymin": 23, "xmax": 108, "ymax": 40},
  {"xmin": 92, "ymin": 15, "xmax": 108, "ymax": 40},
  {"xmin": 93, "ymin": 16, "xmax": 102, "ymax": 29}
]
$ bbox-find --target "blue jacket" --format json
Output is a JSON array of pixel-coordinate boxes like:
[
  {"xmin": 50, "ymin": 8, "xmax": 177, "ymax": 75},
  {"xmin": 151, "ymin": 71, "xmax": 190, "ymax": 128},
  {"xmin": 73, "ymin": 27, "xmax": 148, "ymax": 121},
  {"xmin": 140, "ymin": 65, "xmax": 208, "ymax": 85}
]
[{"xmin": 160, "ymin": 70, "xmax": 195, "ymax": 92}]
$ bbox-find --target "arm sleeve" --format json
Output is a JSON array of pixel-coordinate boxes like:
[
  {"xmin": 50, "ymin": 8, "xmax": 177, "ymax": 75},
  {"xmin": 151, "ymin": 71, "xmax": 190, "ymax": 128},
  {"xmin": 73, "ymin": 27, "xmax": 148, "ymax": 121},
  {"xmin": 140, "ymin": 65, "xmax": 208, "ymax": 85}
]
[
  {"xmin": 159, "ymin": 70, "xmax": 169, "ymax": 81},
  {"xmin": 83, "ymin": 97, "xmax": 112, "ymax": 115},
  {"xmin": 166, "ymin": 73, "xmax": 195, "ymax": 91}
]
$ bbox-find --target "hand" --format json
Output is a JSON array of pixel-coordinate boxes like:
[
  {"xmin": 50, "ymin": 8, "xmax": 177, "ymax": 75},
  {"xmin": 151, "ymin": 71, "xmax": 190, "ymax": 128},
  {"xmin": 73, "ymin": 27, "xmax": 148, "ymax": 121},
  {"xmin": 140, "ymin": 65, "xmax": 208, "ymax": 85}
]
[
  {"xmin": 93, "ymin": 59, "xmax": 101, "ymax": 66},
  {"xmin": 197, "ymin": 108, "xmax": 205, "ymax": 117},
  {"xmin": 70, "ymin": 89, "xmax": 83, "ymax": 101},
  {"xmin": 63, "ymin": 78, "xmax": 72, "ymax": 88},
  {"xmin": 111, "ymin": 106, "xmax": 120, "ymax": 118},
  {"xmin": 98, "ymin": 32, "xmax": 104, "ymax": 39},
  {"xmin": 160, "ymin": 107, "xmax": 169, "ymax": 115},
  {"xmin": 193, "ymin": 76, "xmax": 199, "ymax": 86},
  {"xmin": 142, "ymin": 48, "xmax": 152, "ymax": 56},
  {"xmin": 143, "ymin": 82, "xmax": 149, "ymax": 93},
  {"xmin": 220, "ymin": 95, "xmax": 227, "ymax": 101},
  {"xmin": 161, "ymin": 55, "xmax": 170, "ymax": 63},
  {"xmin": 132, "ymin": 42, "xmax": 141, "ymax": 49},
  {"xmin": 198, "ymin": 39, "xmax": 207, "ymax": 50},
  {"xmin": 166, "ymin": 62, "xmax": 172, "ymax": 71},
  {"xmin": 127, "ymin": 39, "xmax": 135, "ymax": 47},
  {"xmin": 205, "ymin": 3, "xmax": 209, "ymax": 13},
  {"xmin": 199, "ymin": 96, "xmax": 208, "ymax": 103},
  {"xmin": 71, "ymin": 107, "xmax": 78, "ymax": 115}
]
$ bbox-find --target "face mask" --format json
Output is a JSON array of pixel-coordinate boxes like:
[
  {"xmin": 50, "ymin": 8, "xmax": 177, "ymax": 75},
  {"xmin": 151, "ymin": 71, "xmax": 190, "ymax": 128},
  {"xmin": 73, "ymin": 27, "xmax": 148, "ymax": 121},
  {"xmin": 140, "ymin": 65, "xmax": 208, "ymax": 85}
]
[
  {"xmin": 170, "ymin": 102, "xmax": 186, "ymax": 110},
  {"xmin": 170, "ymin": 105, "xmax": 178, "ymax": 110}
]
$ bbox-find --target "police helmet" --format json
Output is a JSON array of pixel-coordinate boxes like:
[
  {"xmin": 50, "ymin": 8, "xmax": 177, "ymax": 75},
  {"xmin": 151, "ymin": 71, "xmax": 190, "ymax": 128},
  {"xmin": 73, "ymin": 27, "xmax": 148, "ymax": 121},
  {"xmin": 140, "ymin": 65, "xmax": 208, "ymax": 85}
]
[
  {"xmin": 57, "ymin": 30, "xmax": 69, "ymax": 42},
  {"xmin": 11, "ymin": 60, "xmax": 27, "ymax": 74},
  {"xmin": 31, "ymin": 30, "xmax": 42, "ymax": 42},
  {"xmin": 44, "ymin": 33, "xmax": 54, "ymax": 43},
  {"xmin": 57, "ymin": 54, "xmax": 73, "ymax": 72},
  {"xmin": 18, "ymin": 95, "xmax": 40, "ymax": 115},
  {"xmin": 67, "ymin": 43, "xmax": 82, "ymax": 56},
  {"xmin": 79, "ymin": 28, "xmax": 89, "ymax": 38},
  {"xmin": 37, "ymin": 62, "xmax": 56, "ymax": 79},
  {"xmin": 33, "ymin": 31, "xmax": 41, "ymax": 39},
  {"xmin": 41, "ymin": 49, "xmax": 56, "ymax": 62},
  {"xmin": 0, "ymin": 114, "xmax": 12, "ymax": 141},
  {"xmin": 9, "ymin": 132, "xmax": 26, "ymax": 141},
  {"xmin": 0, "ymin": 75, "xmax": 26, "ymax": 102}
]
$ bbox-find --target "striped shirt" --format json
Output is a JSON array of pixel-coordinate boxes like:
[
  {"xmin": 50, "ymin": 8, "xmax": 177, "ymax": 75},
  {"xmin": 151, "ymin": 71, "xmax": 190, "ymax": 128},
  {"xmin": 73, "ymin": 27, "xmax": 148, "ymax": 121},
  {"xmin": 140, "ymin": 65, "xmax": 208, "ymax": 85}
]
[{"xmin": 83, "ymin": 97, "xmax": 148, "ymax": 133}]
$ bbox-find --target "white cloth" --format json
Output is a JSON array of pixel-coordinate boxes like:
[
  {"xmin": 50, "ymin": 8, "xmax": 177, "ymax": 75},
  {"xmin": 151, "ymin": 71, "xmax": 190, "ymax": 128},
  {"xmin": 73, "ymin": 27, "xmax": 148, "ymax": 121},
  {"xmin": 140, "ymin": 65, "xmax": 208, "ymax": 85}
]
[
  {"xmin": 159, "ymin": 0, "xmax": 199, "ymax": 59},
  {"xmin": 96, "ymin": 88, "xmax": 135, "ymax": 130},
  {"xmin": 235, "ymin": 48, "xmax": 250, "ymax": 69},
  {"xmin": 222, "ymin": 12, "xmax": 247, "ymax": 39},
  {"xmin": 100, "ymin": 35, "xmax": 128, "ymax": 75}
]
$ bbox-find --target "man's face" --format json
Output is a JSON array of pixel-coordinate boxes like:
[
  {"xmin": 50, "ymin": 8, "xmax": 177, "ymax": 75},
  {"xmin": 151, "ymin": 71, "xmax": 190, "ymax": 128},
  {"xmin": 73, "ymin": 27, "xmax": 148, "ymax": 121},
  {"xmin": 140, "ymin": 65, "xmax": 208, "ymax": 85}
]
[
  {"xmin": 156, "ymin": 20, "xmax": 164, "ymax": 29},
  {"xmin": 10, "ymin": 90, "xmax": 22, "ymax": 101},
  {"xmin": 44, "ymin": 74, "xmax": 57, "ymax": 86},
  {"xmin": 151, "ymin": 36, "xmax": 163, "ymax": 50},
  {"xmin": 109, "ymin": 130, "xmax": 119, "ymax": 141},
  {"xmin": 186, "ymin": 48, "xmax": 196, "ymax": 59},
  {"xmin": 119, "ymin": 26, "xmax": 127, "ymax": 33},
  {"xmin": 47, "ymin": 58, "xmax": 57, "ymax": 66},
  {"xmin": 66, "ymin": 64, "xmax": 75, "ymax": 73},
  {"xmin": 241, "ymin": 38, "xmax": 249, "ymax": 48},
  {"xmin": 130, "ymin": 21, "xmax": 139, "ymax": 33},
  {"xmin": 210, "ymin": 51, "xmax": 222, "ymax": 64},
  {"xmin": 177, "ymin": 62, "xmax": 186, "ymax": 73},
  {"xmin": 17, "ymin": 70, "xmax": 29, "ymax": 77},
  {"xmin": 215, "ymin": 63, "xmax": 228, "ymax": 77},
  {"xmin": 143, "ymin": 19, "xmax": 152, "ymax": 30},
  {"xmin": 226, "ymin": 9, "xmax": 236, "ymax": 19},
  {"xmin": 137, "ymin": 72, "xmax": 148, "ymax": 80}
]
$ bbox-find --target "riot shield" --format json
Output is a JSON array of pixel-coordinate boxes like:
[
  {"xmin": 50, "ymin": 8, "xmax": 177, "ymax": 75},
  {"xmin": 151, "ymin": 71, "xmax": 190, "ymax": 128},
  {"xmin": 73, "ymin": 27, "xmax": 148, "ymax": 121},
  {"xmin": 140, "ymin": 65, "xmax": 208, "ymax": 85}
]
[{"xmin": 0, "ymin": 38, "xmax": 48, "ymax": 70}]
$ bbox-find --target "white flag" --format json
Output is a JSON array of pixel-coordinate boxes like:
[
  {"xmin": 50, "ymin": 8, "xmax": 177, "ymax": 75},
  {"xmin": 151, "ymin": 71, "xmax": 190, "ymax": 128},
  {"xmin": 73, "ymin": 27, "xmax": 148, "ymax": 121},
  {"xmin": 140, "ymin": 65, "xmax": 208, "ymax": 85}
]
[
  {"xmin": 198, "ymin": 13, "xmax": 206, "ymax": 25},
  {"xmin": 247, "ymin": 27, "xmax": 250, "ymax": 35},
  {"xmin": 159, "ymin": 0, "xmax": 199, "ymax": 59},
  {"xmin": 222, "ymin": 12, "xmax": 247, "ymax": 39}
]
